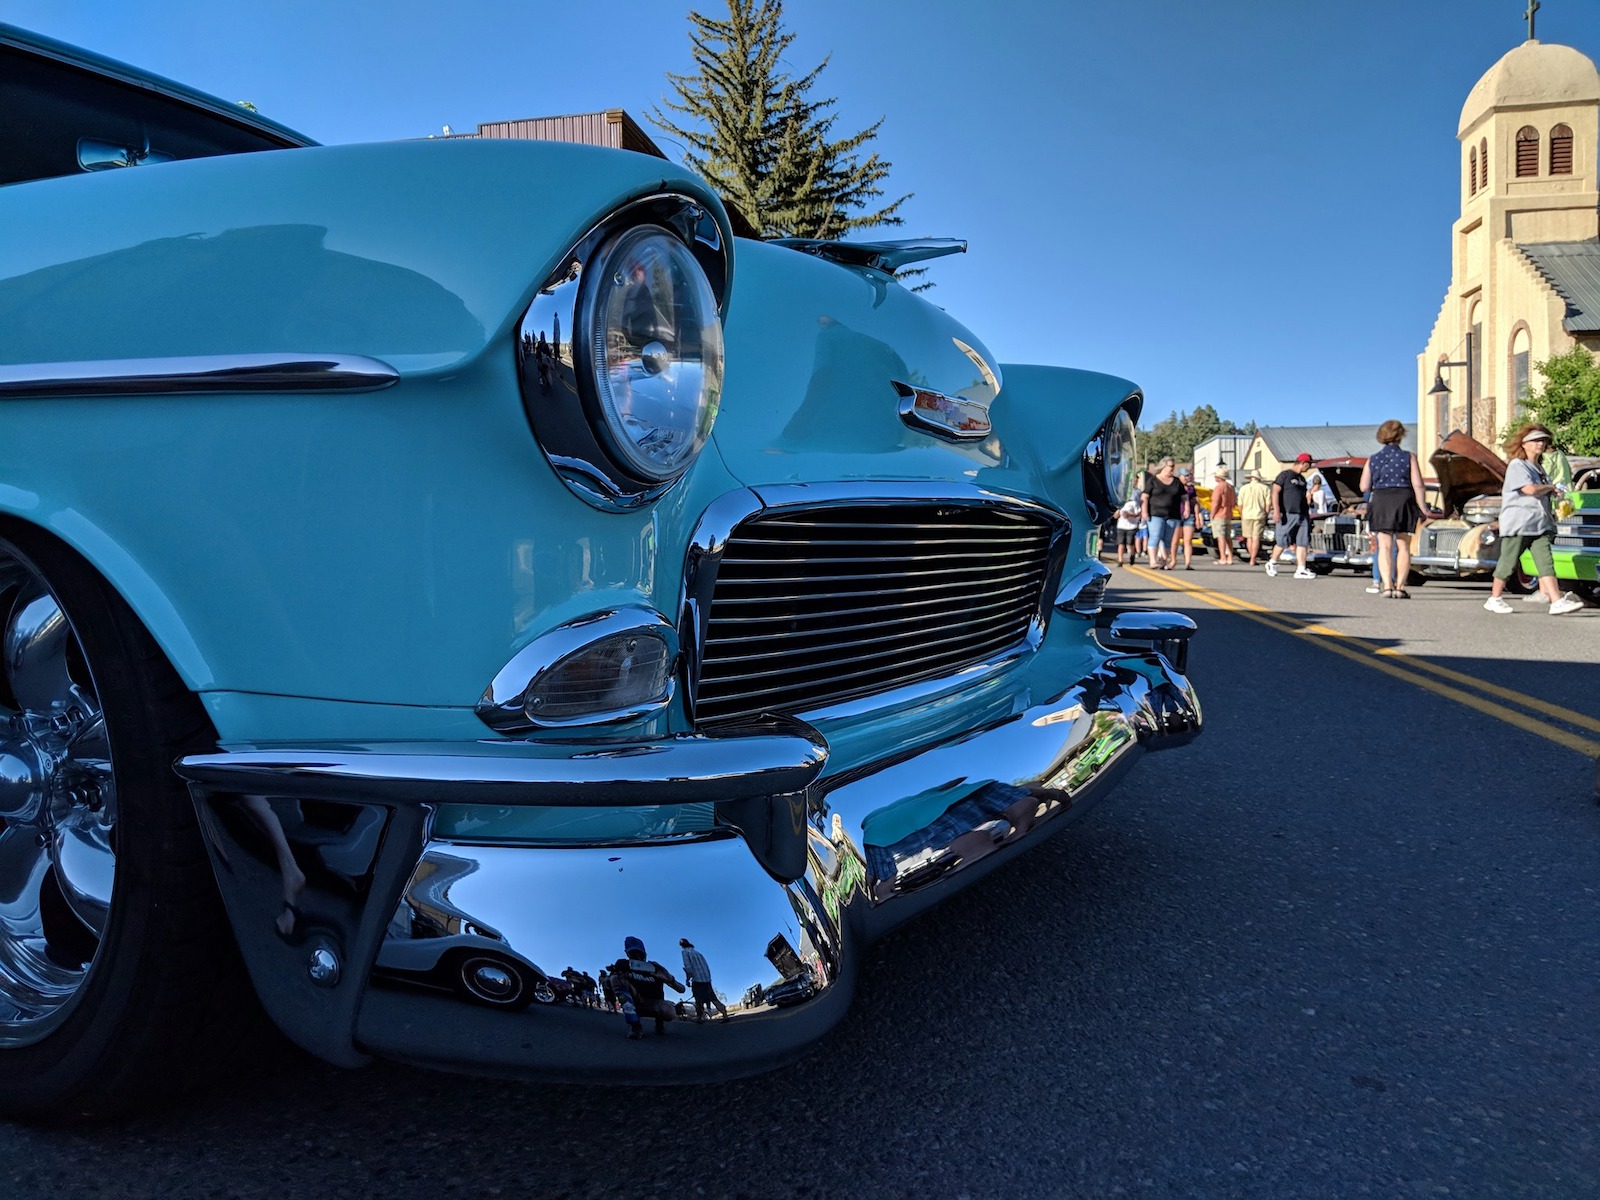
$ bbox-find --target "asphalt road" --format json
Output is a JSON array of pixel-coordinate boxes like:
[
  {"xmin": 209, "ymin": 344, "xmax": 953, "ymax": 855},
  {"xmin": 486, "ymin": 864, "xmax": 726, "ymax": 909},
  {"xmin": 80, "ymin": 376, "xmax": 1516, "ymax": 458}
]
[{"xmin": 5, "ymin": 556, "xmax": 1599, "ymax": 1199}]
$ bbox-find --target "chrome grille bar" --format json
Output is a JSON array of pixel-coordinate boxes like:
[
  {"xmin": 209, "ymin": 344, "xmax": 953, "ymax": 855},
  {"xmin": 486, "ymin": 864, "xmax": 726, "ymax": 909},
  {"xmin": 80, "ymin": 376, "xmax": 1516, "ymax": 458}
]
[{"xmin": 692, "ymin": 500, "xmax": 1061, "ymax": 724}]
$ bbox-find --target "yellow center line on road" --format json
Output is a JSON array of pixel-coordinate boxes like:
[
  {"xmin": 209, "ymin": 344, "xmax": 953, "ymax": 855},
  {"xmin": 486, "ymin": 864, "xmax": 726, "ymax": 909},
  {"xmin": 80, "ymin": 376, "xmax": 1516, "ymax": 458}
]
[{"xmin": 1122, "ymin": 564, "xmax": 1600, "ymax": 760}]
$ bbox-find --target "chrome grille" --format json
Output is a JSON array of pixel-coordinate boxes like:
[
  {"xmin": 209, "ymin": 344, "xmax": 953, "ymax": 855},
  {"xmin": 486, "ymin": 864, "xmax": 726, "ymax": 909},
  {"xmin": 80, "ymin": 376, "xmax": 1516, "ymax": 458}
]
[
  {"xmin": 1557, "ymin": 513, "xmax": 1600, "ymax": 549},
  {"xmin": 1425, "ymin": 528, "xmax": 1465, "ymax": 556},
  {"xmin": 694, "ymin": 504, "xmax": 1057, "ymax": 724}
]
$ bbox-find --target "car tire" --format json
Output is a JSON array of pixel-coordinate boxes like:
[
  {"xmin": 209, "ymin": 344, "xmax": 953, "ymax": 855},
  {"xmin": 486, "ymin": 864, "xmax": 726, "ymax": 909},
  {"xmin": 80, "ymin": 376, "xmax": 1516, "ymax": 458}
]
[
  {"xmin": 0, "ymin": 527, "xmax": 255, "ymax": 1120},
  {"xmin": 531, "ymin": 980, "xmax": 558, "ymax": 1004},
  {"xmin": 1404, "ymin": 571, "xmax": 1428, "ymax": 587}
]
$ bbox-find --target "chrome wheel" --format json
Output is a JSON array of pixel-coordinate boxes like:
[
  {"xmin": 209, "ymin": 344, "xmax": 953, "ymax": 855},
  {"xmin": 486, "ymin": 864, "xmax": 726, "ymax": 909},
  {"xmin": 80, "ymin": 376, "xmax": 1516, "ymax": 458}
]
[{"xmin": 0, "ymin": 558, "xmax": 117, "ymax": 1046}]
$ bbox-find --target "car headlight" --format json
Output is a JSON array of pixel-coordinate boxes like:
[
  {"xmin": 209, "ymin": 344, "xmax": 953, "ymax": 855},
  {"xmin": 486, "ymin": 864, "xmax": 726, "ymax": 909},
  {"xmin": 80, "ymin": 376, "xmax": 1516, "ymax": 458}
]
[
  {"xmin": 518, "ymin": 194, "xmax": 731, "ymax": 510},
  {"xmin": 584, "ymin": 226, "xmax": 723, "ymax": 482},
  {"xmin": 1082, "ymin": 397, "xmax": 1141, "ymax": 524}
]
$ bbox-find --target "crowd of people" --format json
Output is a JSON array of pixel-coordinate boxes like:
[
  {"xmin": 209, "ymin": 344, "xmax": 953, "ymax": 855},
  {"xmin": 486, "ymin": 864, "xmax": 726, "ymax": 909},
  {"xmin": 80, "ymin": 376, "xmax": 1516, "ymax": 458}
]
[{"xmin": 1109, "ymin": 420, "xmax": 1585, "ymax": 616}]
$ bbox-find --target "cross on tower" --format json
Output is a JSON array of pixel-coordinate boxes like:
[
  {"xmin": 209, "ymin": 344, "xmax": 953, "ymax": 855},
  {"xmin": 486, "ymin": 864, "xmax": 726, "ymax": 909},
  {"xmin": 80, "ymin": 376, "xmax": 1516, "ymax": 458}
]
[{"xmin": 1524, "ymin": 0, "xmax": 1540, "ymax": 40}]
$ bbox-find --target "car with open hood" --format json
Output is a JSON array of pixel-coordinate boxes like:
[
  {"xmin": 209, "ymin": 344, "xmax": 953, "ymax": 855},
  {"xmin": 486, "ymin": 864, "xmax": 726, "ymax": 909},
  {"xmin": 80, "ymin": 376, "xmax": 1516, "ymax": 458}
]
[
  {"xmin": 0, "ymin": 26, "xmax": 1202, "ymax": 1117},
  {"xmin": 1409, "ymin": 431, "xmax": 1511, "ymax": 583}
]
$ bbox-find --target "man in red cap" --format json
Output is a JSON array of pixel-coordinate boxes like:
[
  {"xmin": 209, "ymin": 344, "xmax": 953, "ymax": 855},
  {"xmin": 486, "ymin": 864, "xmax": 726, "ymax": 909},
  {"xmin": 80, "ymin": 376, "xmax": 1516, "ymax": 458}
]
[{"xmin": 1266, "ymin": 454, "xmax": 1316, "ymax": 579}]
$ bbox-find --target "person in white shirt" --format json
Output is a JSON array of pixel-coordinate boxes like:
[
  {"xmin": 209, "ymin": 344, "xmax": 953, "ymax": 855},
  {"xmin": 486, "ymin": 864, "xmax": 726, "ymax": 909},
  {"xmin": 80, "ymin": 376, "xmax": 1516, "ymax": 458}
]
[{"xmin": 1114, "ymin": 497, "xmax": 1141, "ymax": 566}]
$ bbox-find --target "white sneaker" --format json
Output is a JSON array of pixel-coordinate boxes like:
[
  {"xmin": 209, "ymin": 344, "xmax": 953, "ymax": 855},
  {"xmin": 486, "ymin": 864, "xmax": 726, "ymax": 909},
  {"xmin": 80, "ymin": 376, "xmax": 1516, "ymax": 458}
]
[
  {"xmin": 1521, "ymin": 592, "xmax": 1551, "ymax": 603},
  {"xmin": 1364, "ymin": 584, "xmax": 1382, "ymax": 594},
  {"xmin": 1483, "ymin": 596, "xmax": 1514, "ymax": 614},
  {"xmin": 1550, "ymin": 592, "xmax": 1585, "ymax": 616},
  {"xmin": 1293, "ymin": 568, "xmax": 1315, "ymax": 580},
  {"xmin": 1264, "ymin": 561, "xmax": 1277, "ymax": 577}
]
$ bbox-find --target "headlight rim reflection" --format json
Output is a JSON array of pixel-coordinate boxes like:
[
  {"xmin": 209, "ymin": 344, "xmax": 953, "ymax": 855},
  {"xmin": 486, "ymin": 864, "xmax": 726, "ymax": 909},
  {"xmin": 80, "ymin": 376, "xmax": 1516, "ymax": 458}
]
[{"xmin": 581, "ymin": 224, "xmax": 724, "ymax": 485}]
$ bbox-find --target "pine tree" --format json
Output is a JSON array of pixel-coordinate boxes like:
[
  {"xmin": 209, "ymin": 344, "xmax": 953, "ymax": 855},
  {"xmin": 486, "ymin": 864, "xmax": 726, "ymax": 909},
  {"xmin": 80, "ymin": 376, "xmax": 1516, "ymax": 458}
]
[{"xmin": 651, "ymin": 0, "xmax": 908, "ymax": 240}]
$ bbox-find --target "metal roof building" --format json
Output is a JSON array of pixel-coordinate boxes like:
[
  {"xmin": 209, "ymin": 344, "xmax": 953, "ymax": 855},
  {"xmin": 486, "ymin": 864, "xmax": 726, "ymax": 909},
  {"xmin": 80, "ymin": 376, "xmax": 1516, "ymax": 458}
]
[
  {"xmin": 1517, "ymin": 241, "xmax": 1600, "ymax": 332},
  {"xmin": 443, "ymin": 109, "xmax": 669, "ymax": 158},
  {"xmin": 1240, "ymin": 424, "xmax": 1418, "ymax": 481}
]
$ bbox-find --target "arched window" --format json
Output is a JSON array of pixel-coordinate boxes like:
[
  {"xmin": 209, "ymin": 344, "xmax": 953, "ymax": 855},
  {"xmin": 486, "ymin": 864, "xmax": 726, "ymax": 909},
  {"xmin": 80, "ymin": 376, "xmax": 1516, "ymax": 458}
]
[
  {"xmin": 1550, "ymin": 123, "xmax": 1574, "ymax": 175},
  {"xmin": 1516, "ymin": 126, "xmax": 1540, "ymax": 176},
  {"xmin": 1469, "ymin": 146, "xmax": 1478, "ymax": 193},
  {"xmin": 1480, "ymin": 137, "xmax": 1489, "ymax": 188},
  {"xmin": 1510, "ymin": 324, "xmax": 1532, "ymax": 409}
]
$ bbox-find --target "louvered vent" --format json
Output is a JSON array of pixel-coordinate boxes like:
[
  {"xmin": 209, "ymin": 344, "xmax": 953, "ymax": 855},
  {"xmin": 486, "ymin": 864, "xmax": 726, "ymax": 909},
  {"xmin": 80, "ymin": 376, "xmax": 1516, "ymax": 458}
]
[
  {"xmin": 1551, "ymin": 124, "xmax": 1573, "ymax": 175},
  {"xmin": 693, "ymin": 504, "xmax": 1057, "ymax": 724},
  {"xmin": 1516, "ymin": 127, "xmax": 1539, "ymax": 177}
]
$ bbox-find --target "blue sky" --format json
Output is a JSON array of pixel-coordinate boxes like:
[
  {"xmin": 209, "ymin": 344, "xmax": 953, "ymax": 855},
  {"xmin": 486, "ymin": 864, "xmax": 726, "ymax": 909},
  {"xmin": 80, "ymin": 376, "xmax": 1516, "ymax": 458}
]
[{"xmin": 7, "ymin": 0, "xmax": 1599, "ymax": 431}]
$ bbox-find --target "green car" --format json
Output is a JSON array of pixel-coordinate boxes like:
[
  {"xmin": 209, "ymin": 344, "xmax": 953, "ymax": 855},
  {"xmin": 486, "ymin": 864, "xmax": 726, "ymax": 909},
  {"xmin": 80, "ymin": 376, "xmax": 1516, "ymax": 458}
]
[{"xmin": 1551, "ymin": 486, "xmax": 1600, "ymax": 600}]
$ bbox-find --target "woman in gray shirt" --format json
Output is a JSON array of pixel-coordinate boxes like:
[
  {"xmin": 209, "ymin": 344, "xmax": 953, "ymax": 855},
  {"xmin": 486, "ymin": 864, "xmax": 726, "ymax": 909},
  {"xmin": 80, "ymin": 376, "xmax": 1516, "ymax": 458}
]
[{"xmin": 1483, "ymin": 424, "xmax": 1583, "ymax": 615}]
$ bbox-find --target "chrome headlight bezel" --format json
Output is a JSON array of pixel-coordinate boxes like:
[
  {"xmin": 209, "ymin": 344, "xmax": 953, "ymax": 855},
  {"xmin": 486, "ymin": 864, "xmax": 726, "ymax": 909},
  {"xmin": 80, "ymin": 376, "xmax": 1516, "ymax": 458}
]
[
  {"xmin": 518, "ymin": 195, "xmax": 730, "ymax": 512},
  {"xmin": 1083, "ymin": 394, "xmax": 1142, "ymax": 526}
]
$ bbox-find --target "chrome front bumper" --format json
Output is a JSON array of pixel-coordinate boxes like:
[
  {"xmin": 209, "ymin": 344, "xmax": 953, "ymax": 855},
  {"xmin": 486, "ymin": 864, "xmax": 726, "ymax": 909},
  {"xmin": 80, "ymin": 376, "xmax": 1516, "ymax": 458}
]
[{"xmin": 178, "ymin": 628, "xmax": 1200, "ymax": 1083}]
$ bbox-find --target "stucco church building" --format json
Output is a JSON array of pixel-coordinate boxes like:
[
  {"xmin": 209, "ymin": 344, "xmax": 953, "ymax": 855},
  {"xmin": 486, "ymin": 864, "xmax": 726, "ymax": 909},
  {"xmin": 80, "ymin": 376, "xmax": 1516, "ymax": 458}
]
[{"xmin": 1417, "ymin": 33, "xmax": 1600, "ymax": 449}]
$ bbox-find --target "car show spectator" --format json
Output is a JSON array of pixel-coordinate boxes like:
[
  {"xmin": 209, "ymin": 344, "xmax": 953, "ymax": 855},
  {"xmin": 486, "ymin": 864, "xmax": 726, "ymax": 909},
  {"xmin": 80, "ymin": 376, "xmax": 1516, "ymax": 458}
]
[
  {"xmin": 1141, "ymin": 458, "xmax": 1185, "ymax": 571},
  {"xmin": 1238, "ymin": 471, "xmax": 1271, "ymax": 565},
  {"xmin": 1114, "ymin": 496, "xmax": 1141, "ymax": 566},
  {"xmin": 1209, "ymin": 467, "xmax": 1237, "ymax": 565},
  {"xmin": 1267, "ymin": 454, "xmax": 1316, "ymax": 579},
  {"xmin": 679, "ymin": 938, "xmax": 730, "ymax": 1023},
  {"xmin": 1176, "ymin": 468, "xmax": 1200, "ymax": 570},
  {"xmin": 1305, "ymin": 467, "xmax": 1336, "ymax": 516},
  {"xmin": 1359, "ymin": 420, "xmax": 1429, "ymax": 599},
  {"xmin": 1483, "ymin": 424, "xmax": 1583, "ymax": 615}
]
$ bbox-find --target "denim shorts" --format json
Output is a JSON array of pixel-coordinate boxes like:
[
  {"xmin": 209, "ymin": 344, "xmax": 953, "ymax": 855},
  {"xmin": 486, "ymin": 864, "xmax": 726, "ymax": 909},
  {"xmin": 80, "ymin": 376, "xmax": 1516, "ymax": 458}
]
[
  {"xmin": 1276, "ymin": 515, "xmax": 1310, "ymax": 547},
  {"xmin": 1146, "ymin": 515, "xmax": 1179, "ymax": 553}
]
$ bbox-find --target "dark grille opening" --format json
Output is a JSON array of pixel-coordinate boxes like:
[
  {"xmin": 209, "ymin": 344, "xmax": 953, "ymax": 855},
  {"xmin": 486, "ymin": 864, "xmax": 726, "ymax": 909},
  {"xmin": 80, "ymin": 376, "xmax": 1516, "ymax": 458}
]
[
  {"xmin": 694, "ymin": 504, "xmax": 1058, "ymax": 724},
  {"xmin": 1551, "ymin": 124, "xmax": 1573, "ymax": 175},
  {"xmin": 1516, "ymin": 127, "xmax": 1539, "ymax": 177}
]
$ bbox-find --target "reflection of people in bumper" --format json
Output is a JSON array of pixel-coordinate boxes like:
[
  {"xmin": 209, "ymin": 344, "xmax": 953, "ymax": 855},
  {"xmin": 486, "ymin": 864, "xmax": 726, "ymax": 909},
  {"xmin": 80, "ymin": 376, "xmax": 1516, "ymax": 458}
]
[
  {"xmin": 678, "ymin": 938, "xmax": 729, "ymax": 1023},
  {"xmin": 240, "ymin": 795, "xmax": 307, "ymax": 940},
  {"xmin": 608, "ymin": 936, "xmax": 685, "ymax": 1037}
]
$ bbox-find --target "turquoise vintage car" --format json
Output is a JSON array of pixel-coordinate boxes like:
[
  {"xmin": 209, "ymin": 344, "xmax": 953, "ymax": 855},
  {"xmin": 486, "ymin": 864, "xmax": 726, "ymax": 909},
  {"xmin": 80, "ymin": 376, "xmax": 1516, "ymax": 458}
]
[{"xmin": 0, "ymin": 25, "xmax": 1201, "ymax": 1117}]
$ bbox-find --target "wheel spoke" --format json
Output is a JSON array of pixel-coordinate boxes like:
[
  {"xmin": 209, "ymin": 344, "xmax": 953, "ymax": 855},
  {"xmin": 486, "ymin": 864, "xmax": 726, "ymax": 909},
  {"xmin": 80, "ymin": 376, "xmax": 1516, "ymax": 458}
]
[
  {"xmin": 49, "ymin": 826, "xmax": 114, "ymax": 939},
  {"xmin": 0, "ymin": 824, "xmax": 48, "ymax": 929},
  {"xmin": 4, "ymin": 587, "xmax": 75, "ymax": 715}
]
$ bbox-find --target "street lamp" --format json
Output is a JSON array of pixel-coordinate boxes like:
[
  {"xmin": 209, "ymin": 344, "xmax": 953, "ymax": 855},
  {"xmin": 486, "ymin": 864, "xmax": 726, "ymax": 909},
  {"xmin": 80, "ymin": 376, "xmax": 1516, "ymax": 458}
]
[{"xmin": 1427, "ymin": 329, "xmax": 1476, "ymax": 441}]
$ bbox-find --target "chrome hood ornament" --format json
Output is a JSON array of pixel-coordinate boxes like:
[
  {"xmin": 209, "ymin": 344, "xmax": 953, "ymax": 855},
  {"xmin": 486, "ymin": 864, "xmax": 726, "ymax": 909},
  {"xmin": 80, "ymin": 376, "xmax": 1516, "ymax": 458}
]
[{"xmin": 770, "ymin": 237, "xmax": 967, "ymax": 275}]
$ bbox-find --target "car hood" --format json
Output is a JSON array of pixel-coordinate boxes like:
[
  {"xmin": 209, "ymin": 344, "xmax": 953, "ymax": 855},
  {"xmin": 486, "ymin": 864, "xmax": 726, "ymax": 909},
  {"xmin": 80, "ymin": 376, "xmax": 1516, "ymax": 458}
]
[
  {"xmin": 709, "ymin": 238, "xmax": 1133, "ymax": 508},
  {"xmin": 1429, "ymin": 432, "xmax": 1505, "ymax": 517},
  {"xmin": 0, "ymin": 138, "xmax": 731, "ymax": 374},
  {"xmin": 1314, "ymin": 461, "xmax": 1366, "ymax": 508}
]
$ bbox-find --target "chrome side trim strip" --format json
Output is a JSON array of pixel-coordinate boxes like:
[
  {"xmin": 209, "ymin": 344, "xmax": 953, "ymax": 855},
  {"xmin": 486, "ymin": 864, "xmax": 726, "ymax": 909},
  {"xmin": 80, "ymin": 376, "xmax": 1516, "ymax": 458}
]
[{"xmin": 0, "ymin": 354, "xmax": 400, "ymax": 398}]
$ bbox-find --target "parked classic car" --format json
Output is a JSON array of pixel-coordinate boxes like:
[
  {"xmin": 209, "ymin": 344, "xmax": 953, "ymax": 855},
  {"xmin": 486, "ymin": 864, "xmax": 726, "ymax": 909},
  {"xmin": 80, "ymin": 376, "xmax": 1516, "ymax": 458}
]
[
  {"xmin": 1553, "ymin": 461, "xmax": 1600, "ymax": 599},
  {"xmin": 1412, "ymin": 432, "xmax": 1597, "ymax": 590},
  {"xmin": 1409, "ymin": 432, "xmax": 1509, "ymax": 583},
  {"xmin": 0, "ymin": 25, "xmax": 1202, "ymax": 1118}
]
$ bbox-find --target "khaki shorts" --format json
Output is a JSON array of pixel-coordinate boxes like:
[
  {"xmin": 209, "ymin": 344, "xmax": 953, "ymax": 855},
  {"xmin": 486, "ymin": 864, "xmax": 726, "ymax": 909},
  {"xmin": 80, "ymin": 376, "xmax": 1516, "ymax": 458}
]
[{"xmin": 1241, "ymin": 518, "xmax": 1266, "ymax": 540}]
